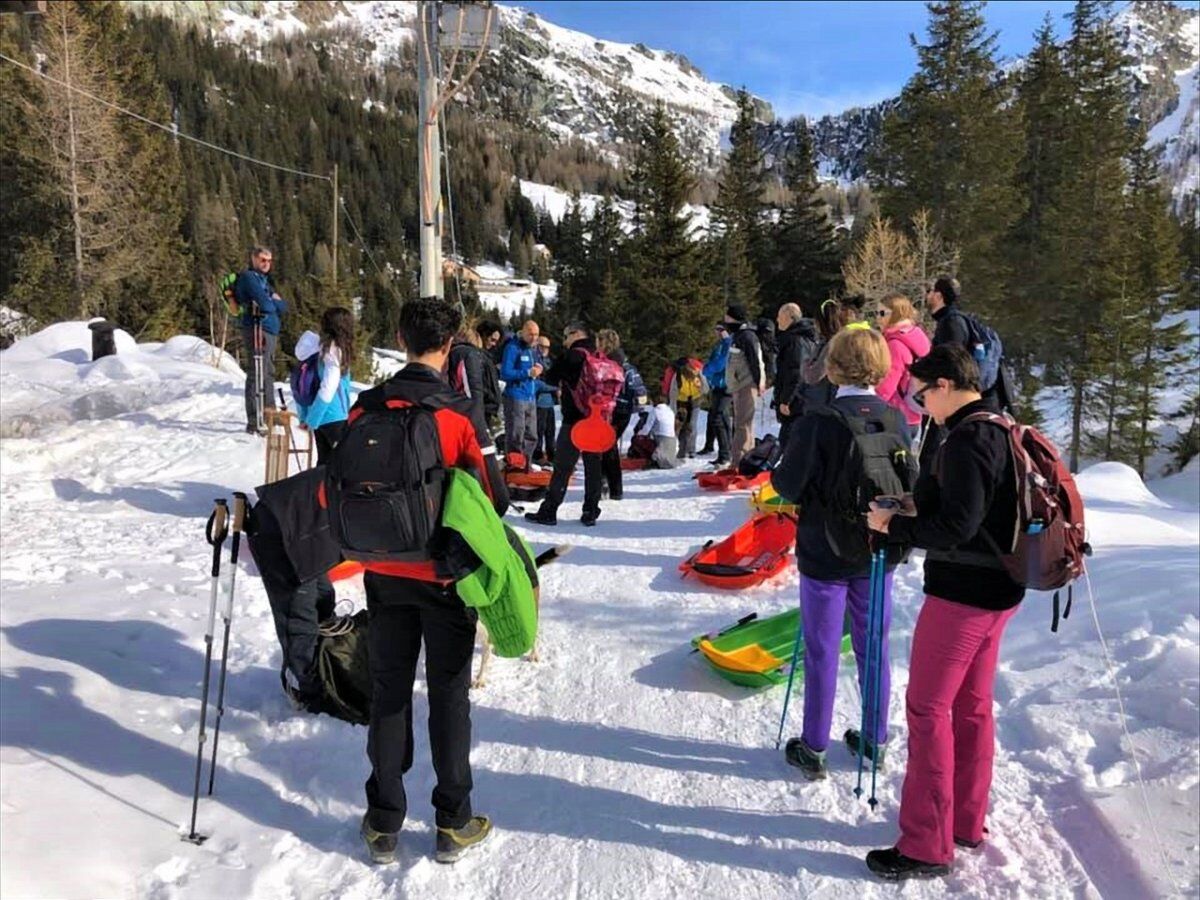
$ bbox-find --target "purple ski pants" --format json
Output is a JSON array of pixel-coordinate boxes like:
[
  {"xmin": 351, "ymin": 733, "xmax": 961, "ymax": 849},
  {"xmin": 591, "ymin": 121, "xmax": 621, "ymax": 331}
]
[{"xmin": 799, "ymin": 571, "xmax": 893, "ymax": 752}]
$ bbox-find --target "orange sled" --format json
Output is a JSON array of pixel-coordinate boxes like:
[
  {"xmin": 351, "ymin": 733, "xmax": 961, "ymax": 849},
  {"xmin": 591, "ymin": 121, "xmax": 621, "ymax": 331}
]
[
  {"xmin": 694, "ymin": 468, "xmax": 771, "ymax": 492},
  {"xmin": 328, "ymin": 560, "xmax": 364, "ymax": 582},
  {"xmin": 679, "ymin": 513, "xmax": 797, "ymax": 590},
  {"xmin": 621, "ymin": 457, "xmax": 650, "ymax": 471}
]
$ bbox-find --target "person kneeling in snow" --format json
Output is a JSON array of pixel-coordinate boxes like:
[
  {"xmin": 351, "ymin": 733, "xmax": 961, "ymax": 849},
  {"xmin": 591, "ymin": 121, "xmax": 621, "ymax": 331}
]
[
  {"xmin": 863, "ymin": 343, "xmax": 1023, "ymax": 882},
  {"xmin": 635, "ymin": 395, "xmax": 679, "ymax": 470}
]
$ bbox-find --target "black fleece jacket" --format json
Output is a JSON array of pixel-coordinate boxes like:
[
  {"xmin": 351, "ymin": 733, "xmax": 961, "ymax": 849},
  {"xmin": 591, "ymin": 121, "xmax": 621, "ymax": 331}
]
[
  {"xmin": 887, "ymin": 397, "xmax": 1024, "ymax": 610},
  {"xmin": 773, "ymin": 319, "xmax": 819, "ymax": 416}
]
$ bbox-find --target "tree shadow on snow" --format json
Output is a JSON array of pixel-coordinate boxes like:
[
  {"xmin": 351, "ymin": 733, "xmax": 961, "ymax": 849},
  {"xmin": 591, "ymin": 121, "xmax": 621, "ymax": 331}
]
[
  {"xmin": 3, "ymin": 618, "xmax": 281, "ymax": 708},
  {"xmin": 473, "ymin": 768, "xmax": 889, "ymax": 879},
  {"xmin": 51, "ymin": 478, "xmax": 233, "ymax": 519},
  {"xmin": 0, "ymin": 667, "xmax": 347, "ymax": 852}
]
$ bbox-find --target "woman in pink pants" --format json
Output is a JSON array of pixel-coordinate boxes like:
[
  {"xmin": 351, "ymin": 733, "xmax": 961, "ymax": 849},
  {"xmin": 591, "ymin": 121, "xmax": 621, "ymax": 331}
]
[{"xmin": 865, "ymin": 343, "xmax": 1024, "ymax": 882}]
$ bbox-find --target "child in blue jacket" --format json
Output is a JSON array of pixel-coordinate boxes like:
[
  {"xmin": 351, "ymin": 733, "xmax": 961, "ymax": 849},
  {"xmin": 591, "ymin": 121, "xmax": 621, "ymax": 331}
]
[{"xmin": 296, "ymin": 307, "xmax": 355, "ymax": 464}]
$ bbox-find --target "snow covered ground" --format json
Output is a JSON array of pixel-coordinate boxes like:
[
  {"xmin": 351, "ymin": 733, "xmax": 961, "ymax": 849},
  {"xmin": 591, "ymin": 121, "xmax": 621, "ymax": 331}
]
[{"xmin": 1, "ymin": 324, "xmax": 1198, "ymax": 899}]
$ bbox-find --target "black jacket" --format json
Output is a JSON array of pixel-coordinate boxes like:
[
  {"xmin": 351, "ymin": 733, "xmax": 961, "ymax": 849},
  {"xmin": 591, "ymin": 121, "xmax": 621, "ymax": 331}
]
[
  {"xmin": 771, "ymin": 393, "xmax": 910, "ymax": 581},
  {"xmin": 887, "ymin": 398, "xmax": 1024, "ymax": 610},
  {"xmin": 543, "ymin": 337, "xmax": 596, "ymax": 424},
  {"xmin": 773, "ymin": 319, "xmax": 819, "ymax": 418},
  {"xmin": 931, "ymin": 305, "xmax": 1012, "ymax": 411},
  {"xmin": 448, "ymin": 338, "xmax": 501, "ymax": 426}
]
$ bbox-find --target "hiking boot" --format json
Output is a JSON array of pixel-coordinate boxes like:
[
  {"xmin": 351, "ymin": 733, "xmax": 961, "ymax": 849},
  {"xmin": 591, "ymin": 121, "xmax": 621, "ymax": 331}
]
[
  {"xmin": 524, "ymin": 510, "xmax": 558, "ymax": 526},
  {"xmin": 711, "ymin": 458, "xmax": 731, "ymax": 469},
  {"xmin": 784, "ymin": 737, "xmax": 828, "ymax": 781},
  {"xmin": 865, "ymin": 847, "xmax": 949, "ymax": 881},
  {"xmin": 955, "ymin": 828, "xmax": 988, "ymax": 850},
  {"xmin": 435, "ymin": 815, "xmax": 492, "ymax": 864},
  {"xmin": 844, "ymin": 729, "xmax": 888, "ymax": 769},
  {"xmin": 698, "ymin": 446, "xmax": 714, "ymax": 455},
  {"xmin": 360, "ymin": 815, "xmax": 399, "ymax": 865},
  {"xmin": 609, "ymin": 491, "xmax": 623, "ymax": 501},
  {"xmin": 581, "ymin": 511, "xmax": 599, "ymax": 527}
]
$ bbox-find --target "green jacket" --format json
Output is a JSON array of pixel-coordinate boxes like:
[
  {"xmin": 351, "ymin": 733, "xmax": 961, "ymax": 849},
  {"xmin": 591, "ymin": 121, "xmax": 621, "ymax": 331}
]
[{"xmin": 442, "ymin": 469, "xmax": 539, "ymax": 657}]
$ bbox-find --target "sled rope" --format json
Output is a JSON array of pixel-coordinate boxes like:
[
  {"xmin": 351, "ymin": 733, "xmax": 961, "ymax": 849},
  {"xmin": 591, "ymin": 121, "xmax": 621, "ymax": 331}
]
[{"xmin": 1083, "ymin": 565, "xmax": 1179, "ymax": 895}]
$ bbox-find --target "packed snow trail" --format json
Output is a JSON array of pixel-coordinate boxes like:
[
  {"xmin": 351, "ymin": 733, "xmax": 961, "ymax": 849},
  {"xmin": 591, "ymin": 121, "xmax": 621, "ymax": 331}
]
[{"xmin": 1, "ymin": 329, "xmax": 1197, "ymax": 899}]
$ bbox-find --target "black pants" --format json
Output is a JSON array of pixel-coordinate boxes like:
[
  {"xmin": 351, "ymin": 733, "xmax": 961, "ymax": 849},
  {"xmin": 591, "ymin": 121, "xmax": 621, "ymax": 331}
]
[
  {"xmin": 676, "ymin": 400, "xmax": 697, "ymax": 457},
  {"xmin": 242, "ymin": 325, "xmax": 277, "ymax": 428},
  {"xmin": 777, "ymin": 413, "xmax": 798, "ymax": 452},
  {"xmin": 534, "ymin": 406, "xmax": 556, "ymax": 462},
  {"xmin": 708, "ymin": 389, "xmax": 733, "ymax": 462},
  {"xmin": 364, "ymin": 573, "xmax": 478, "ymax": 833},
  {"xmin": 315, "ymin": 420, "xmax": 346, "ymax": 466},
  {"xmin": 262, "ymin": 572, "xmax": 336, "ymax": 698},
  {"xmin": 600, "ymin": 411, "xmax": 632, "ymax": 498},
  {"xmin": 540, "ymin": 425, "xmax": 602, "ymax": 518}
]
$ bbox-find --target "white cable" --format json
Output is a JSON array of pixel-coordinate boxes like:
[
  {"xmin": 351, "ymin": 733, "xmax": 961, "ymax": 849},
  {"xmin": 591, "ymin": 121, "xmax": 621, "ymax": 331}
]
[
  {"xmin": 0, "ymin": 50, "xmax": 331, "ymax": 182},
  {"xmin": 1083, "ymin": 565, "xmax": 1181, "ymax": 896}
]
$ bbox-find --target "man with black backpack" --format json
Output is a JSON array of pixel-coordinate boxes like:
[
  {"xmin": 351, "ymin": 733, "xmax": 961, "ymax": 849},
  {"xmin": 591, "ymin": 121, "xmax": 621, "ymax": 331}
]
[
  {"xmin": 863, "ymin": 343, "xmax": 1023, "ymax": 882},
  {"xmin": 235, "ymin": 246, "xmax": 288, "ymax": 434},
  {"xmin": 336, "ymin": 298, "xmax": 508, "ymax": 866}
]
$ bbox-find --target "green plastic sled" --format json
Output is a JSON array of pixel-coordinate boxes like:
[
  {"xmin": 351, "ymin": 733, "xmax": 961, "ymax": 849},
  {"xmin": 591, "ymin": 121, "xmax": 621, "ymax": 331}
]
[{"xmin": 690, "ymin": 609, "xmax": 852, "ymax": 688}]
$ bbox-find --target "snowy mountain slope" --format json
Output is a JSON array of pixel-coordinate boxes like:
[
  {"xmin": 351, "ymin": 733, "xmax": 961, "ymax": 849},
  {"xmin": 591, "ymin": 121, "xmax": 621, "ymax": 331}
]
[
  {"xmin": 131, "ymin": 0, "xmax": 1200, "ymax": 206},
  {"xmin": 1, "ymin": 323, "xmax": 1197, "ymax": 898}
]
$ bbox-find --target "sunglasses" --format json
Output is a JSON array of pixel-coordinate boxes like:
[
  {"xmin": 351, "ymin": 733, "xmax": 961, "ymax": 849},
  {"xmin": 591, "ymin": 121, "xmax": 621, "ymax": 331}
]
[
  {"xmin": 873, "ymin": 309, "xmax": 888, "ymax": 318},
  {"xmin": 911, "ymin": 383, "xmax": 938, "ymax": 409}
]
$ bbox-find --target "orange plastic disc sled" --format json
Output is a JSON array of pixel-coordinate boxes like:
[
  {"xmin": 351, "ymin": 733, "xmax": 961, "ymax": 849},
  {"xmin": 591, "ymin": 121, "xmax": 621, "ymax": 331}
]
[
  {"xmin": 571, "ymin": 400, "xmax": 617, "ymax": 453},
  {"xmin": 694, "ymin": 468, "xmax": 771, "ymax": 492},
  {"xmin": 679, "ymin": 513, "xmax": 797, "ymax": 590}
]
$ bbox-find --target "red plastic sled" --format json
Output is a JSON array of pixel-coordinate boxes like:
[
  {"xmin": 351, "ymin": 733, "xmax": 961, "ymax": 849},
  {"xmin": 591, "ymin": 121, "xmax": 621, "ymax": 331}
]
[
  {"xmin": 329, "ymin": 560, "xmax": 364, "ymax": 582},
  {"xmin": 621, "ymin": 457, "xmax": 650, "ymax": 471},
  {"xmin": 679, "ymin": 513, "xmax": 797, "ymax": 590},
  {"xmin": 694, "ymin": 468, "xmax": 771, "ymax": 492},
  {"xmin": 571, "ymin": 400, "xmax": 616, "ymax": 453}
]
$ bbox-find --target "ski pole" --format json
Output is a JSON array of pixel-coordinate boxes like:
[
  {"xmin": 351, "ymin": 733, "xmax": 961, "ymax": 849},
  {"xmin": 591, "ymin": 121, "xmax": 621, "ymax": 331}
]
[
  {"xmin": 207, "ymin": 492, "xmax": 246, "ymax": 797},
  {"xmin": 186, "ymin": 499, "xmax": 228, "ymax": 844},
  {"xmin": 867, "ymin": 546, "xmax": 887, "ymax": 810},
  {"xmin": 774, "ymin": 592, "xmax": 805, "ymax": 750},
  {"xmin": 855, "ymin": 546, "xmax": 881, "ymax": 800}
]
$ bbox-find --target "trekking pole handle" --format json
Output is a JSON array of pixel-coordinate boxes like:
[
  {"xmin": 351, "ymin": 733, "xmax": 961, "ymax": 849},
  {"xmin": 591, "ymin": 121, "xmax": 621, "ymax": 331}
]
[
  {"xmin": 231, "ymin": 493, "xmax": 247, "ymax": 535},
  {"xmin": 206, "ymin": 500, "xmax": 229, "ymax": 569}
]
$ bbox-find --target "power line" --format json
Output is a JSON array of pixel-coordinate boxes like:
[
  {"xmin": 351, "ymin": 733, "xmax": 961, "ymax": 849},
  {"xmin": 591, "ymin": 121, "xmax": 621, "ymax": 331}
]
[{"xmin": 0, "ymin": 50, "xmax": 330, "ymax": 182}]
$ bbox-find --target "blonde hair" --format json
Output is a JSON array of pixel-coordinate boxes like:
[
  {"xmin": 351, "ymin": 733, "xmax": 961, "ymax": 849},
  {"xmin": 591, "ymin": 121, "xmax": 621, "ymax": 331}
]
[
  {"xmin": 596, "ymin": 328, "xmax": 621, "ymax": 355},
  {"xmin": 880, "ymin": 292, "xmax": 918, "ymax": 329},
  {"xmin": 825, "ymin": 327, "xmax": 891, "ymax": 387},
  {"xmin": 457, "ymin": 317, "xmax": 483, "ymax": 349}
]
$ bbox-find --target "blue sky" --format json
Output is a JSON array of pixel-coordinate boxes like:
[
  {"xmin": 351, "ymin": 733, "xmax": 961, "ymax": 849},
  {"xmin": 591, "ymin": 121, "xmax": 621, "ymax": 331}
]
[{"xmin": 520, "ymin": 1, "xmax": 1086, "ymax": 118}]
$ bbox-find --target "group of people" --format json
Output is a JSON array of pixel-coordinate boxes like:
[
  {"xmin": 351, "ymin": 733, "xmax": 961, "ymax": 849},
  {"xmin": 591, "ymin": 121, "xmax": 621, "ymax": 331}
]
[
  {"xmin": 767, "ymin": 275, "xmax": 1021, "ymax": 880},
  {"xmin": 238, "ymin": 242, "xmax": 1024, "ymax": 880}
]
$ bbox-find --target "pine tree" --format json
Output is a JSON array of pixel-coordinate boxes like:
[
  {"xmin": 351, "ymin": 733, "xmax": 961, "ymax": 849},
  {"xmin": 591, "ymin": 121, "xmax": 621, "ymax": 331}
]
[
  {"xmin": 622, "ymin": 105, "xmax": 719, "ymax": 379},
  {"xmin": 1042, "ymin": 0, "xmax": 1136, "ymax": 471},
  {"xmin": 760, "ymin": 120, "xmax": 844, "ymax": 316},
  {"xmin": 711, "ymin": 89, "xmax": 766, "ymax": 312},
  {"xmin": 871, "ymin": 0, "xmax": 1023, "ymax": 314},
  {"xmin": 1093, "ymin": 137, "xmax": 1192, "ymax": 476}
]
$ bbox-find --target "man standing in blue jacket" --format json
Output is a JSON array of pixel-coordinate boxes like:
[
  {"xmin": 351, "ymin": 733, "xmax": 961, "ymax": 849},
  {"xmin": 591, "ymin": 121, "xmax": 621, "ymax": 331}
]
[
  {"xmin": 700, "ymin": 323, "xmax": 734, "ymax": 466},
  {"xmin": 499, "ymin": 320, "xmax": 543, "ymax": 465},
  {"xmin": 235, "ymin": 246, "xmax": 288, "ymax": 434}
]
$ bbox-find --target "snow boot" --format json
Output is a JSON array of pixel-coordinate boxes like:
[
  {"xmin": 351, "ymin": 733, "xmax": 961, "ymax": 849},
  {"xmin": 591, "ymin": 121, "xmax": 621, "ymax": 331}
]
[
  {"xmin": 865, "ymin": 847, "xmax": 949, "ymax": 881},
  {"xmin": 581, "ymin": 511, "xmax": 599, "ymax": 527},
  {"xmin": 524, "ymin": 510, "xmax": 558, "ymax": 526},
  {"xmin": 844, "ymin": 729, "xmax": 888, "ymax": 769},
  {"xmin": 955, "ymin": 828, "xmax": 988, "ymax": 850},
  {"xmin": 435, "ymin": 815, "xmax": 492, "ymax": 864},
  {"xmin": 360, "ymin": 815, "xmax": 398, "ymax": 865},
  {"xmin": 784, "ymin": 737, "xmax": 828, "ymax": 781}
]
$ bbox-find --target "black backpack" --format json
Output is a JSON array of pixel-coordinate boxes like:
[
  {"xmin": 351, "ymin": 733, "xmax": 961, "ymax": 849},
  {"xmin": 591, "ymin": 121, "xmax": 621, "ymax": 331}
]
[
  {"xmin": 819, "ymin": 400, "xmax": 916, "ymax": 566},
  {"xmin": 326, "ymin": 395, "xmax": 447, "ymax": 562},
  {"xmin": 738, "ymin": 433, "xmax": 782, "ymax": 476}
]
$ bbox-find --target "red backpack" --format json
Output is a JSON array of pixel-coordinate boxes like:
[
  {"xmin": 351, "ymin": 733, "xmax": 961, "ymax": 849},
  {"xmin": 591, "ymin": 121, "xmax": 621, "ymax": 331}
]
[
  {"xmin": 571, "ymin": 350, "xmax": 625, "ymax": 422},
  {"xmin": 940, "ymin": 412, "xmax": 1091, "ymax": 631}
]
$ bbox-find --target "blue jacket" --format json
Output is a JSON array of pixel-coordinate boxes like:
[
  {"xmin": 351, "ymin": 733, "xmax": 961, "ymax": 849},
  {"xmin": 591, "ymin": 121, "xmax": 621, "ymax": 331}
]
[
  {"xmin": 235, "ymin": 269, "xmax": 288, "ymax": 335},
  {"xmin": 703, "ymin": 336, "xmax": 733, "ymax": 391},
  {"xmin": 299, "ymin": 366, "xmax": 352, "ymax": 429},
  {"xmin": 535, "ymin": 379, "xmax": 558, "ymax": 409},
  {"xmin": 499, "ymin": 337, "xmax": 539, "ymax": 403}
]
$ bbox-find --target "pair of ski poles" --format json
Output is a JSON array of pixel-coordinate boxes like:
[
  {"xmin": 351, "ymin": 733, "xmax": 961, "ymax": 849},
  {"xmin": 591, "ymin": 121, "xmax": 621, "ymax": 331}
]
[
  {"xmin": 773, "ymin": 541, "xmax": 889, "ymax": 810},
  {"xmin": 186, "ymin": 493, "xmax": 247, "ymax": 845}
]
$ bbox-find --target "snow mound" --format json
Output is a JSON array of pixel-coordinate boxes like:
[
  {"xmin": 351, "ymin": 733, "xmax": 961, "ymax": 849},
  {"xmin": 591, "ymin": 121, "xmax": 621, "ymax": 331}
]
[
  {"xmin": 0, "ymin": 322, "xmax": 242, "ymax": 438},
  {"xmin": 1076, "ymin": 461, "xmax": 1170, "ymax": 508},
  {"xmin": 1152, "ymin": 457, "xmax": 1200, "ymax": 508}
]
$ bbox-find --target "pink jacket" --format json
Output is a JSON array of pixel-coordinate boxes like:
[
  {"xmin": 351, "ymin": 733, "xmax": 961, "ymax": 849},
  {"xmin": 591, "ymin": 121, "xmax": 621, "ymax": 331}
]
[{"xmin": 878, "ymin": 322, "xmax": 932, "ymax": 426}]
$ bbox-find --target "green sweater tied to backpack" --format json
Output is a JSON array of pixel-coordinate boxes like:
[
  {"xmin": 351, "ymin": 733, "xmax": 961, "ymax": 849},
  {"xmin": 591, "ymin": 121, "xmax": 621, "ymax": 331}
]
[{"xmin": 442, "ymin": 469, "xmax": 539, "ymax": 657}]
